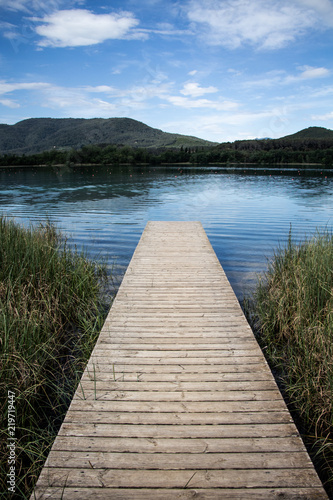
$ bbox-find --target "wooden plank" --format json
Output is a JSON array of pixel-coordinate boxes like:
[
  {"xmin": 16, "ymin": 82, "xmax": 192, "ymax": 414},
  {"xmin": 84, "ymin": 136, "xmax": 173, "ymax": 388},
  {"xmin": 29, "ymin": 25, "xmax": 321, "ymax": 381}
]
[
  {"xmin": 67, "ymin": 400, "xmax": 289, "ymax": 413},
  {"xmin": 86, "ymin": 356, "xmax": 267, "ymax": 365},
  {"xmin": 30, "ymin": 487, "xmax": 328, "ymax": 500},
  {"xmin": 63, "ymin": 411, "xmax": 293, "ymax": 425},
  {"xmin": 74, "ymin": 380, "xmax": 278, "ymax": 391},
  {"xmin": 72, "ymin": 390, "xmax": 283, "ymax": 402},
  {"xmin": 33, "ymin": 468, "xmax": 325, "ymax": 489},
  {"xmin": 45, "ymin": 451, "xmax": 313, "ymax": 469},
  {"xmin": 81, "ymin": 371, "xmax": 274, "ymax": 382},
  {"xmin": 84, "ymin": 362, "xmax": 270, "ymax": 372},
  {"xmin": 32, "ymin": 221, "xmax": 328, "ymax": 499},
  {"xmin": 50, "ymin": 436, "xmax": 310, "ymax": 453},
  {"xmin": 57, "ymin": 422, "xmax": 301, "ymax": 439}
]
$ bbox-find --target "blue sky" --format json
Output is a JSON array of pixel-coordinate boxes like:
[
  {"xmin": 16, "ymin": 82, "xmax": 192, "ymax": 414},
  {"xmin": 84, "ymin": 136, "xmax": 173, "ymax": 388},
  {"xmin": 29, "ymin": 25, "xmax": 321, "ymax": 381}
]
[{"xmin": 1, "ymin": 0, "xmax": 333, "ymax": 142}]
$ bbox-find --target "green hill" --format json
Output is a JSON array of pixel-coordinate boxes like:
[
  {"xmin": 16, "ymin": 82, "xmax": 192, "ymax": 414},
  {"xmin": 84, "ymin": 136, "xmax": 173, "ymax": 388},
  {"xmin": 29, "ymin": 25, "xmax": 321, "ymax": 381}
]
[
  {"xmin": 206, "ymin": 126, "xmax": 333, "ymax": 166},
  {"xmin": 0, "ymin": 117, "xmax": 217, "ymax": 155},
  {"xmin": 214, "ymin": 126, "xmax": 333, "ymax": 152},
  {"xmin": 280, "ymin": 126, "xmax": 333, "ymax": 140}
]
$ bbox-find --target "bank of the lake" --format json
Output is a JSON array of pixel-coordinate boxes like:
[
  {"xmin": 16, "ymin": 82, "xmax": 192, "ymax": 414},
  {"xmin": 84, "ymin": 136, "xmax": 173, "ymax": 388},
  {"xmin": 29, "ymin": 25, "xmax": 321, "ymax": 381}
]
[
  {"xmin": 0, "ymin": 217, "xmax": 112, "ymax": 499},
  {"xmin": 246, "ymin": 230, "xmax": 333, "ymax": 497}
]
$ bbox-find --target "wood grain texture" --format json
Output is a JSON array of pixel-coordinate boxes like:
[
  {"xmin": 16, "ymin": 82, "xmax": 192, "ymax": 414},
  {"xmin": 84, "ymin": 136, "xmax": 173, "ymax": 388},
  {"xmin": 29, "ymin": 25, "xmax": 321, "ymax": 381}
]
[{"xmin": 31, "ymin": 221, "xmax": 328, "ymax": 499}]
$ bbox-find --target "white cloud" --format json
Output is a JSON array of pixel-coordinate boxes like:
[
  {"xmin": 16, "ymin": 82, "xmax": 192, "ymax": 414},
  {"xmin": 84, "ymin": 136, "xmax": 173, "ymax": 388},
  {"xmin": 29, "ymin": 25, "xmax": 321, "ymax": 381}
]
[
  {"xmin": 295, "ymin": 0, "xmax": 333, "ymax": 26},
  {"xmin": 0, "ymin": 81, "xmax": 51, "ymax": 94},
  {"xmin": 312, "ymin": 111, "xmax": 333, "ymax": 120},
  {"xmin": 186, "ymin": 0, "xmax": 333, "ymax": 49},
  {"xmin": 34, "ymin": 9, "xmax": 143, "ymax": 47},
  {"xmin": 0, "ymin": 0, "xmax": 74, "ymax": 14},
  {"xmin": 34, "ymin": 84, "xmax": 119, "ymax": 116},
  {"xmin": 0, "ymin": 78, "xmax": 175, "ymax": 118},
  {"xmin": 298, "ymin": 65, "xmax": 330, "ymax": 79},
  {"xmin": 162, "ymin": 109, "xmax": 278, "ymax": 142},
  {"xmin": 166, "ymin": 94, "xmax": 238, "ymax": 111},
  {"xmin": 246, "ymin": 66, "xmax": 330, "ymax": 88},
  {"xmin": 84, "ymin": 85, "xmax": 116, "ymax": 93},
  {"xmin": 0, "ymin": 0, "xmax": 38, "ymax": 12},
  {"xmin": 0, "ymin": 98, "xmax": 20, "ymax": 108},
  {"xmin": 180, "ymin": 82, "xmax": 218, "ymax": 97}
]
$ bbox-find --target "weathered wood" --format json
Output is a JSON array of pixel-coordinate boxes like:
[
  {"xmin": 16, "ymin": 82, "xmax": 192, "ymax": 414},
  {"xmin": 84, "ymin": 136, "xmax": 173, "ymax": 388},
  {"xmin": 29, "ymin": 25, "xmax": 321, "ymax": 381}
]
[
  {"xmin": 34, "ymin": 467, "xmax": 325, "ymax": 489},
  {"xmin": 29, "ymin": 488, "xmax": 329, "ymax": 500},
  {"xmin": 72, "ymin": 390, "xmax": 283, "ymax": 401},
  {"xmin": 87, "ymin": 356, "xmax": 266, "ymax": 365},
  {"xmin": 32, "ymin": 221, "xmax": 328, "ymax": 499},
  {"xmin": 63, "ymin": 411, "xmax": 293, "ymax": 425},
  {"xmin": 83, "ymin": 362, "xmax": 269, "ymax": 373},
  {"xmin": 50, "ymin": 436, "xmax": 312, "ymax": 454},
  {"xmin": 81, "ymin": 371, "xmax": 274, "ymax": 382},
  {"xmin": 67, "ymin": 399, "xmax": 289, "ymax": 413},
  {"xmin": 57, "ymin": 422, "xmax": 301, "ymax": 439},
  {"xmin": 46, "ymin": 451, "xmax": 313, "ymax": 469}
]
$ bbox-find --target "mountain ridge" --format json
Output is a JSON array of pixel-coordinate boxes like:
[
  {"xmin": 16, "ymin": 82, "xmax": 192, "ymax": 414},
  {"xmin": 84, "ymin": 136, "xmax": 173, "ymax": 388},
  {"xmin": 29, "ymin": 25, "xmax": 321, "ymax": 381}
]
[
  {"xmin": 279, "ymin": 126, "xmax": 333, "ymax": 140},
  {"xmin": 0, "ymin": 119, "xmax": 332, "ymax": 157},
  {"xmin": 0, "ymin": 117, "xmax": 217, "ymax": 155}
]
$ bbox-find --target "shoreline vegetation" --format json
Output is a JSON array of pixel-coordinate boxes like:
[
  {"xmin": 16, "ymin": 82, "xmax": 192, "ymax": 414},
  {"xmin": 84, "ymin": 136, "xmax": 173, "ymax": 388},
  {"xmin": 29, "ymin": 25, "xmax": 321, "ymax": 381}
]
[
  {"xmin": 1, "ymin": 130, "xmax": 333, "ymax": 168},
  {"xmin": 0, "ymin": 217, "xmax": 112, "ymax": 499},
  {"xmin": 245, "ymin": 229, "xmax": 333, "ymax": 498},
  {"xmin": 0, "ymin": 161, "xmax": 328, "ymax": 169}
]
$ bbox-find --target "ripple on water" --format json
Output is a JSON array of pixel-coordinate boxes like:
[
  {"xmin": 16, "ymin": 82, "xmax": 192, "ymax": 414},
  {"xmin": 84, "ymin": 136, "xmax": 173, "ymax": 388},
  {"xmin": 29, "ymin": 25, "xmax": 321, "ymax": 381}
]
[{"xmin": 0, "ymin": 165, "xmax": 332, "ymax": 299}]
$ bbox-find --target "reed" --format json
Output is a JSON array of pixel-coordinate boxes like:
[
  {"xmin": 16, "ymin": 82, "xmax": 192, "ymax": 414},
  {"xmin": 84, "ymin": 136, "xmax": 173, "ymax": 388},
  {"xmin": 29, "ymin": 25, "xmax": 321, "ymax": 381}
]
[
  {"xmin": 0, "ymin": 217, "xmax": 111, "ymax": 498},
  {"xmin": 247, "ymin": 228, "xmax": 333, "ymax": 495}
]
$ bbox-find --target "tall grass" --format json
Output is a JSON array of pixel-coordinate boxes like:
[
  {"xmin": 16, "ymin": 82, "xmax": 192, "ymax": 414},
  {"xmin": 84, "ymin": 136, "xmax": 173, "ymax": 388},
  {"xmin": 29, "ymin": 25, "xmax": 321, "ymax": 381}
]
[
  {"xmin": 247, "ymin": 229, "xmax": 333, "ymax": 496},
  {"xmin": 0, "ymin": 217, "xmax": 111, "ymax": 498}
]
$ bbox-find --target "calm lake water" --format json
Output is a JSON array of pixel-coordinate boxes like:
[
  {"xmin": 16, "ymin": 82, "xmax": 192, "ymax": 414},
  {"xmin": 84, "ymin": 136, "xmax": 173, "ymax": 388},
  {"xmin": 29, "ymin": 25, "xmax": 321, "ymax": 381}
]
[{"xmin": 1, "ymin": 164, "xmax": 332, "ymax": 300}]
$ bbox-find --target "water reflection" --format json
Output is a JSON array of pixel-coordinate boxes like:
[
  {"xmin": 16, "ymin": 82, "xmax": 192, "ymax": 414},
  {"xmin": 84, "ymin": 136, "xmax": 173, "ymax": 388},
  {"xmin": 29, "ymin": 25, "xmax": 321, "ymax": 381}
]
[{"xmin": 0, "ymin": 164, "xmax": 332, "ymax": 299}]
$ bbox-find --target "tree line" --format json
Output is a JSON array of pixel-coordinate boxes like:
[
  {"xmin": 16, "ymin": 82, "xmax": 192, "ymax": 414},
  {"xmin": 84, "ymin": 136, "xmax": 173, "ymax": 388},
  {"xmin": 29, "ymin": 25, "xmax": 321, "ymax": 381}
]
[{"xmin": 1, "ymin": 138, "xmax": 333, "ymax": 167}]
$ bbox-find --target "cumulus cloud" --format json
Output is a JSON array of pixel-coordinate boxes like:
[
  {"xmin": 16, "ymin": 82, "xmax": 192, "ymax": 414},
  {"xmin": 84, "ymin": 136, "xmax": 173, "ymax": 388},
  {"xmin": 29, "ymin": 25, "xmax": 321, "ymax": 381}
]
[
  {"xmin": 34, "ymin": 9, "xmax": 143, "ymax": 47},
  {"xmin": 186, "ymin": 0, "xmax": 333, "ymax": 49},
  {"xmin": 180, "ymin": 82, "xmax": 218, "ymax": 97}
]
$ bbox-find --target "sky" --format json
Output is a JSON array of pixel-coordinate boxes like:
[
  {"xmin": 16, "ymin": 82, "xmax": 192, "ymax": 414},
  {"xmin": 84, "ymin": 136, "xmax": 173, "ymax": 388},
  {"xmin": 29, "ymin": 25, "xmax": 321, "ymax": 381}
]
[{"xmin": 0, "ymin": 0, "xmax": 333, "ymax": 143}]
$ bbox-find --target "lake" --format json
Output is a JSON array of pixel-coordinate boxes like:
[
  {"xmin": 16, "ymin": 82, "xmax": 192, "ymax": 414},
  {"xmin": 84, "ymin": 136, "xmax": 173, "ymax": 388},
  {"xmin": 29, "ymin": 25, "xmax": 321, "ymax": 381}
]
[{"xmin": 1, "ymin": 164, "xmax": 332, "ymax": 300}]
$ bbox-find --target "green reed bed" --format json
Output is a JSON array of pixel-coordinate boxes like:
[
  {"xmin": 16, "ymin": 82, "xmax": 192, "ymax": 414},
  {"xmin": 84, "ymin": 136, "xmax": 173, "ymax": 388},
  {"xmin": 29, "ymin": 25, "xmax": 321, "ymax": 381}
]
[
  {"xmin": 247, "ymin": 229, "xmax": 333, "ymax": 496},
  {"xmin": 0, "ymin": 217, "xmax": 111, "ymax": 499}
]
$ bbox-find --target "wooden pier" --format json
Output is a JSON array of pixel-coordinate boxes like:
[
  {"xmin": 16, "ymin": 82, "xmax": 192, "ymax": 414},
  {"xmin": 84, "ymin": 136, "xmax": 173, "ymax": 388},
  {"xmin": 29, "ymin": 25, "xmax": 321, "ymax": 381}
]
[{"xmin": 32, "ymin": 221, "xmax": 328, "ymax": 499}]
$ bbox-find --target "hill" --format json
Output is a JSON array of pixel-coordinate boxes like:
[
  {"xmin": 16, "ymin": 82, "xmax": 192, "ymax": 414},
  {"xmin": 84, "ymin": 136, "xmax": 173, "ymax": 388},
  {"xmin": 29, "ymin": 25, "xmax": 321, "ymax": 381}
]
[
  {"xmin": 214, "ymin": 126, "xmax": 333, "ymax": 152},
  {"xmin": 280, "ymin": 126, "xmax": 333, "ymax": 140},
  {"xmin": 203, "ymin": 126, "xmax": 333, "ymax": 166},
  {"xmin": 0, "ymin": 117, "xmax": 217, "ymax": 155}
]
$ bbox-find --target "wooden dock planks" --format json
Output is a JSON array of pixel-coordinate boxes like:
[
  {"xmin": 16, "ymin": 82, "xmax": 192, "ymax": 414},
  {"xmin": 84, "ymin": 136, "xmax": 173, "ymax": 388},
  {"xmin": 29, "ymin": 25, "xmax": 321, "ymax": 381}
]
[{"xmin": 32, "ymin": 221, "xmax": 328, "ymax": 499}]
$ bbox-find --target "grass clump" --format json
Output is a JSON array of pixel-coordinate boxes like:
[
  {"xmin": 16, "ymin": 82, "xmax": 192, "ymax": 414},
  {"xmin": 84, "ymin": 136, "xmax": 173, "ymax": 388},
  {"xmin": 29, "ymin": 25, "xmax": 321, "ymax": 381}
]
[
  {"xmin": 0, "ymin": 216, "xmax": 111, "ymax": 498},
  {"xmin": 247, "ymin": 228, "xmax": 333, "ymax": 496}
]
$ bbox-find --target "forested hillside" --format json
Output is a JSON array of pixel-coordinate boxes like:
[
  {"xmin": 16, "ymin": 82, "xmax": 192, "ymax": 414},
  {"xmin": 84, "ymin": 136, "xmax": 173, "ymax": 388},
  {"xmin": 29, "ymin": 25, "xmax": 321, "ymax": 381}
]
[
  {"xmin": 0, "ymin": 117, "xmax": 216, "ymax": 155},
  {"xmin": 201, "ymin": 126, "xmax": 333, "ymax": 165},
  {"xmin": 0, "ymin": 123, "xmax": 332, "ymax": 167}
]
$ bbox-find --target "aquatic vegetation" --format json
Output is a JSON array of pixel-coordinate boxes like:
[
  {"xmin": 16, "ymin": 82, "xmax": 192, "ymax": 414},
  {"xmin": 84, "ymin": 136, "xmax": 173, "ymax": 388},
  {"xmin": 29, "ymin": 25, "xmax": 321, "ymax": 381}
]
[
  {"xmin": 247, "ymin": 229, "xmax": 333, "ymax": 496},
  {"xmin": 0, "ymin": 217, "xmax": 111, "ymax": 498}
]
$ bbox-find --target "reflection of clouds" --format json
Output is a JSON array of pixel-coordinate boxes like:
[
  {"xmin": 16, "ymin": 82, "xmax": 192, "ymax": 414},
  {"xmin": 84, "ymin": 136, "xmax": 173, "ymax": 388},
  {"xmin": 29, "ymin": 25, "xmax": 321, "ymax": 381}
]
[{"xmin": 1, "ymin": 166, "xmax": 333, "ymax": 300}]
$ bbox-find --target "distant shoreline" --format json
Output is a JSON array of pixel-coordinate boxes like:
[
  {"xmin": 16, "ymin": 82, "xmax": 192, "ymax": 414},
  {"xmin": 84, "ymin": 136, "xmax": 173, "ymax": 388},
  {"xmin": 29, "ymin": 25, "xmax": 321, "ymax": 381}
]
[{"xmin": 0, "ymin": 161, "xmax": 327, "ymax": 169}]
